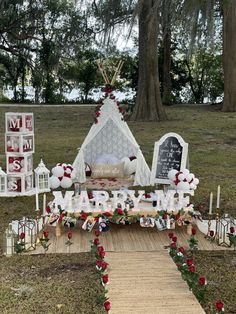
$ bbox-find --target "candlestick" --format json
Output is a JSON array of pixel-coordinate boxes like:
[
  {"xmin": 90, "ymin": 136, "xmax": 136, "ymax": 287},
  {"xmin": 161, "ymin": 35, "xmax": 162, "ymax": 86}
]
[
  {"xmin": 35, "ymin": 189, "xmax": 39, "ymax": 211},
  {"xmin": 216, "ymin": 185, "xmax": 220, "ymax": 209},
  {"xmin": 209, "ymin": 192, "xmax": 213, "ymax": 214},
  {"xmin": 43, "ymin": 193, "xmax": 46, "ymax": 215}
]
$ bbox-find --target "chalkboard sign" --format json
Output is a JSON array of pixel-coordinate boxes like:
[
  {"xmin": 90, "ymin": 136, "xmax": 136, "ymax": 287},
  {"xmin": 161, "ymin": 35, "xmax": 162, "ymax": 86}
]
[{"xmin": 150, "ymin": 133, "xmax": 188, "ymax": 185}]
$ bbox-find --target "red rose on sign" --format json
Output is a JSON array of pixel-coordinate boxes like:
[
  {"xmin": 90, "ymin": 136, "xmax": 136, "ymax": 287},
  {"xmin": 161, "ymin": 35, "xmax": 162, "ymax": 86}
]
[
  {"xmin": 178, "ymin": 247, "xmax": 185, "ymax": 253},
  {"xmin": 175, "ymin": 213, "xmax": 180, "ymax": 221},
  {"xmin": 94, "ymin": 238, "xmax": 99, "ymax": 246},
  {"xmin": 95, "ymin": 230, "xmax": 101, "ymax": 237},
  {"xmin": 168, "ymin": 232, "xmax": 174, "ymax": 239},
  {"xmin": 187, "ymin": 259, "xmax": 193, "ymax": 266},
  {"xmin": 172, "ymin": 236, "xmax": 177, "ymax": 243},
  {"xmin": 104, "ymin": 301, "xmax": 111, "ymax": 311},
  {"xmin": 103, "ymin": 211, "xmax": 113, "ymax": 217},
  {"xmin": 189, "ymin": 265, "xmax": 196, "ymax": 273},
  {"xmin": 198, "ymin": 276, "xmax": 206, "ymax": 286},
  {"xmin": 67, "ymin": 232, "xmax": 72, "ymax": 240},
  {"xmin": 99, "ymin": 251, "xmax": 106, "ymax": 259},
  {"xmin": 117, "ymin": 208, "xmax": 124, "ymax": 215},
  {"xmin": 19, "ymin": 232, "xmax": 25, "ymax": 240},
  {"xmin": 46, "ymin": 206, "xmax": 51, "ymax": 214},
  {"xmin": 101, "ymin": 261, "xmax": 108, "ymax": 270},
  {"xmin": 170, "ymin": 242, "xmax": 176, "ymax": 249},
  {"xmin": 102, "ymin": 274, "xmax": 109, "ymax": 284},
  {"xmin": 43, "ymin": 230, "xmax": 49, "ymax": 238},
  {"xmin": 192, "ymin": 227, "xmax": 197, "ymax": 235},
  {"xmin": 210, "ymin": 230, "xmax": 214, "ymax": 237},
  {"xmin": 230, "ymin": 226, "xmax": 235, "ymax": 234},
  {"xmin": 81, "ymin": 212, "xmax": 87, "ymax": 220},
  {"xmin": 216, "ymin": 301, "xmax": 224, "ymax": 310}
]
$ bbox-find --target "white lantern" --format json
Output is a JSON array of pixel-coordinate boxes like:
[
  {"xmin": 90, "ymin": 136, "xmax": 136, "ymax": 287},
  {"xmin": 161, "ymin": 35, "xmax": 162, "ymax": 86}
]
[
  {"xmin": 34, "ymin": 159, "xmax": 50, "ymax": 193},
  {"xmin": 4, "ymin": 223, "xmax": 17, "ymax": 256},
  {"xmin": 0, "ymin": 167, "xmax": 7, "ymax": 195}
]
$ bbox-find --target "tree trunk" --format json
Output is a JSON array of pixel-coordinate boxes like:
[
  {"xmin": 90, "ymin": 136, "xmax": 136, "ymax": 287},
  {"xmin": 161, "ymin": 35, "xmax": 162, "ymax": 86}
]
[
  {"xmin": 162, "ymin": 0, "xmax": 172, "ymax": 106},
  {"xmin": 222, "ymin": 1, "xmax": 236, "ymax": 112},
  {"xmin": 132, "ymin": 0, "xmax": 167, "ymax": 121}
]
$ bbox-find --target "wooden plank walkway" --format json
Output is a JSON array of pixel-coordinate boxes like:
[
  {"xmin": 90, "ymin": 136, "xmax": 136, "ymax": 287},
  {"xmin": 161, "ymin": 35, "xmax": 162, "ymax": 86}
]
[
  {"xmin": 106, "ymin": 251, "xmax": 205, "ymax": 314},
  {"xmin": 32, "ymin": 223, "xmax": 229, "ymax": 254}
]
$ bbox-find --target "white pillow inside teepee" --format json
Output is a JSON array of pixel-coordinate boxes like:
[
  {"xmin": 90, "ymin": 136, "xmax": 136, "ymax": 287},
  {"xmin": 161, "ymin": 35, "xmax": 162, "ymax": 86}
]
[
  {"xmin": 121, "ymin": 157, "xmax": 137, "ymax": 176},
  {"xmin": 95, "ymin": 154, "xmax": 120, "ymax": 165}
]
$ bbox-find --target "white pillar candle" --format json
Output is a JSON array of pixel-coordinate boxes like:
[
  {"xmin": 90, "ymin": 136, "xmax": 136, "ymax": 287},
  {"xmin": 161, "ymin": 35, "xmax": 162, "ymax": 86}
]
[
  {"xmin": 216, "ymin": 185, "xmax": 220, "ymax": 209},
  {"xmin": 35, "ymin": 189, "xmax": 39, "ymax": 211},
  {"xmin": 43, "ymin": 193, "xmax": 47, "ymax": 215},
  {"xmin": 209, "ymin": 192, "xmax": 213, "ymax": 214}
]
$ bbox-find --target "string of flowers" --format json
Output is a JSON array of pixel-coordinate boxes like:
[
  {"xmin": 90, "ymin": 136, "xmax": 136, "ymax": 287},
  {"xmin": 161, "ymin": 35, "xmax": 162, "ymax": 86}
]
[
  {"xmin": 168, "ymin": 229, "xmax": 207, "ymax": 303},
  {"xmin": 90, "ymin": 229, "xmax": 111, "ymax": 312},
  {"xmin": 168, "ymin": 230, "xmax": 225, "ymax": 312}
]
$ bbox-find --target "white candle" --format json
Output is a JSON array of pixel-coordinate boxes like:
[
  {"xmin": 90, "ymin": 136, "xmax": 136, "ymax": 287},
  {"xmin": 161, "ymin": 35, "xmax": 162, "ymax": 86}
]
[
  {"xmin": 216, "ymin": 185, "xmax": 220, "ymax": 209},
  {"xmin": 209, "ymin": 192, "xmax": 213, "ymax": 214},
  {"xmin": 35, "ymin": 190, "xmax": 39, "ymax": 211},
  {"xmin": 43, "ymin": 193, "xmax": 46, "ymax": 215}
]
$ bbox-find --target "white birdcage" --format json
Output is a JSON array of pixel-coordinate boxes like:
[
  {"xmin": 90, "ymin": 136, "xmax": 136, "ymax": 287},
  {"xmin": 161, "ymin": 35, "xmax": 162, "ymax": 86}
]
[
  {"xmin": 34, "ymin": 159, "xmax": 50, "ymax": 193},
  {"xmin": 0, "ymin": 167, "xmax": 7, "ymax": 195}
]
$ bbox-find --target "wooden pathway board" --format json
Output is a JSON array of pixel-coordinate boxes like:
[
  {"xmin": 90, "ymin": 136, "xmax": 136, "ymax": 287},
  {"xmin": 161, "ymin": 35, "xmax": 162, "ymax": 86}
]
[
  {"xmin": 32, "ymin": 223, "xmax": 230, "ymax": 255},
  {"xmin": 106, "ymin": 251, "xmax": 205, "ymax": 314}
]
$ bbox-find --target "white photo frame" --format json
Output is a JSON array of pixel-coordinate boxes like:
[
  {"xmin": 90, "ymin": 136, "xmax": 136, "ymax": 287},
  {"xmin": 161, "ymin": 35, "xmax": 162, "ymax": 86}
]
[{"xmin": 150, "ymin": 132, "xmax": 188, "ymax": 185}]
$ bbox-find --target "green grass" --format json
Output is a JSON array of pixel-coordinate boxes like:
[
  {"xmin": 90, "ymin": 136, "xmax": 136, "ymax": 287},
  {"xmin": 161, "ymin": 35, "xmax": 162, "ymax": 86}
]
[
  {"xmin": 0, "ymin": 104, "xmax": 236, "ymax": 313},
  {"xmin": 0, "ymin": 253, "xmax": 105, "ymax": 314}
]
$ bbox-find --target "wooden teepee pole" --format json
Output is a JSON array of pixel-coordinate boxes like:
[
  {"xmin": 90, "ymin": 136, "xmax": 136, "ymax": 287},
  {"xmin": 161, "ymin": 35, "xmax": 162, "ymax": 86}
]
[{"xmin": 111, "ymin": 60, "xmax": 124, "ymax": 86}]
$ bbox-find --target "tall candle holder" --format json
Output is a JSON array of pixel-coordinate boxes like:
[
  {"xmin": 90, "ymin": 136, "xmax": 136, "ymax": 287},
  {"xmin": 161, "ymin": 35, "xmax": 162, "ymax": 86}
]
[{"xmin": 215, "ymin": 207, "xmax": 221, "ymax": 244}]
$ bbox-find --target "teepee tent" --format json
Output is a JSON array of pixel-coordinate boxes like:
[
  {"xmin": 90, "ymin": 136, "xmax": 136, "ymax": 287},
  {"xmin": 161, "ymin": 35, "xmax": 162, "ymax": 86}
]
[{"xmin": 72, "ymin": 97, "xmax": 151, "ymax": 186}]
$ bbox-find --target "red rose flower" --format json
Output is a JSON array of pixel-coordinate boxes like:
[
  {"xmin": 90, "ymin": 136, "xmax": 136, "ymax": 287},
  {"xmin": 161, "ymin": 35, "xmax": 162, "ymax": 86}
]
[
  {"xmin": 19, "ymin": 232, "xmax": 25, "ymax": 240},
  {"xmin": 67, "ymin": 232, "xmax": 72, "ymax": 240},
  {"xmin": 101, "ymin": 261, "xmax": 108, "ymax": 270},
  {"xmin": 189, "ymin": 265, "xmax": 196, "ymax": 273},
  {"xmin": 99, "ymin": 251, "xmax": 106, "ymax": 258},
  {"xmin": 175, "ymin": 213, "xmax": 180, "ymax": 221},
  {"xmin": 88, "ymin": 192, "xmax": 93, "ymax": 199},
  {"xmin": 192, "ymin": 227, "xmax": 197, "ymax": 235},
  {"xmin": 94, "ymin": 118, "xmax": 98, "ymax": 124},
  {"xmin": 230, "ymin": 226, "xmax": 235, "ymax": 234},
  {"xmin": 172, "ymin": 236, "xmax": 177, "ymax": 243},
  {"xmin": 168, "ymin": 232, "xmax": 174, "ymax": 239},
  {"xmin": 95, "ymin": 230, "xmax": 101, "ymax": 237},
  {"xmin": 117, "ymin": 208, "xmax": 124, "ymax": 215},
  {"xmin": 98, "ymin": 246, "xmax": 104, "ymax": 253},
  {"xmin": 216, "ymin": 301, "xmax": 224, "ymax": 310},
  {"xmin": 170, "ymin": 242, "xmax": 176, "ymax": 249},
  {"xmin": 144, "ymin": 193, "xmax": 151, "ymax": 199},
  {"xmin": 186, "ymin": 259, "xmax": 193, "ymax": 266},
  {"xmin": 46, "ymin": 206, "xmax": 51, "ymax": 214},
  {"xmin": 94, "ymin": 238, "xmax": 99, "ymax": 246},
  {"xmin": 58, "ymin": 213, "xmax": 63, "ymax": 222},
  {"xmin": 210, "ymin": 230, "xmax": 214, "ymax": 237},
  {"xmin": 104, "ymin": 301, "xmax": 111, "ymax": 311},
  {"xmin": 198, "ymin": 276, "xmax": 206, "ymax": 286},
  {"xmin": 102, "ymin": 274, "xmax": 109, "ymax": 284},
  {"xmin": 103, "ymin": 211, "xmax": 113, "ymax": 217},
  {"xmin": 178, "ymin": 246, "xmax": 185, "ymax": 253},
  {"xmin": 96, "ymin": 260, "xmax": 103, "ymax": 268},
  {"xmin": 81, "ymin": 212, "xmax": 87, "ymax": 220},
  {"xmin": 43, "ymin": 230, "xmax": 49, "ymax": 238},
  {"xmin": 95, "ymin": 111, "xmax": 100, "ymax": 117},
  {"xmin": 163, "ymin": 213, "xmax": 168, "ymax": 220}
]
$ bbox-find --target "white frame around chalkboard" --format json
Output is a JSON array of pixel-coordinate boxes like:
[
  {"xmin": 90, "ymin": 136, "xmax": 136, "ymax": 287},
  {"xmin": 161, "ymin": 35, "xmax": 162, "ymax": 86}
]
[{"xmin": 150, "ymin": 132, "xmax": 189, "ymax": 185}]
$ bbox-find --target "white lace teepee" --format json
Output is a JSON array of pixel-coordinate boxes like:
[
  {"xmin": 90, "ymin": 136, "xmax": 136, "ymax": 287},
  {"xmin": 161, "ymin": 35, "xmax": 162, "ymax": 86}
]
[{"xmin": 72, "ymin": 95, "xmax": 151, "ymax": 186}]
